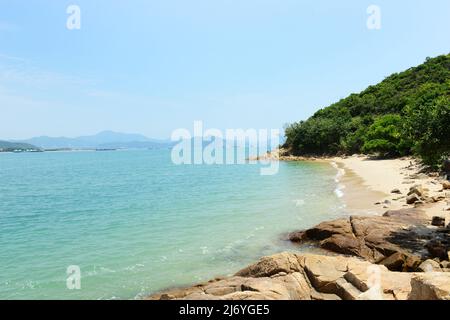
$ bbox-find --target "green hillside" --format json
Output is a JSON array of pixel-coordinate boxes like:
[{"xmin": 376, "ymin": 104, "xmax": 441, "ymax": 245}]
[
  {"xmin": 284, "ymin": 54, "xmax": 450, "ymax": 166},
  {"xmin": 0, "ymin": 141, "xmax": 40, "ymax": 152}
]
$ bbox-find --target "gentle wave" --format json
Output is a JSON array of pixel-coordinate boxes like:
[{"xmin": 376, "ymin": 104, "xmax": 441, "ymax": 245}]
[{"xmin": 330, "ymin": 161, "xmax": 346, "ymax": 198}]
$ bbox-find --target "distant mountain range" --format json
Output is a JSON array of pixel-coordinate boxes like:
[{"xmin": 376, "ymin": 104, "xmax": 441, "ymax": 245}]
[
  {"xmin": 10, "ymin": 131, "xmax": 174, "ymax": 150},
  {"xmin": 3, "ymin": 130, "xmax": 283, "ymax": 151}
]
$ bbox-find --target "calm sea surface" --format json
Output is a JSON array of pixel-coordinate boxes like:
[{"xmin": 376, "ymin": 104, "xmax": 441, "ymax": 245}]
[{"xmin": 0, "ymin": 149, "xmax": 345, "ymax": 299}]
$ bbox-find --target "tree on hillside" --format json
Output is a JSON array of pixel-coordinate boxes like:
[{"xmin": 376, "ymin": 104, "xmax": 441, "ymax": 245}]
[
  {"xmin": 404, "ymin": 82, "xmax": 450, "ymax": 166},
  {"xmin": 283, "ymin": 54, "xmax": 450, "ymax": 166},
  {"xmin": 361, "ymin": 114, "xmax": 410, "ymax": 158}
]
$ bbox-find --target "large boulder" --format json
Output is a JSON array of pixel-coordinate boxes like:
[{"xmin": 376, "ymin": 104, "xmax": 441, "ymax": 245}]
[
  {"xmin": 408, "ymin": 273, "xmax": 450, "ymax": 300},
  {"xmin": 289, "ymin": 209, "xmax": 433, "ymax": 271}
]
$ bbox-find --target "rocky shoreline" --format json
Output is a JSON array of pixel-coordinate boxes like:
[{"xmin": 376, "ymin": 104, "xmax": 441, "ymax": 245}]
[
  {"xmin": 148, "ymin": 251, "xmax": 449, "ymax": 300},
  {"xmin": 148, "ymin": 157, "xmax": 450, "ymax": 300},
  {"xmin": 288, "ymin": 207, "xmax": 450, "ymax": 272}
]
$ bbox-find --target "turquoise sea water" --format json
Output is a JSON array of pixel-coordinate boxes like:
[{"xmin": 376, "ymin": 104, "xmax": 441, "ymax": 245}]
[{"xmin": 0, "ymin": 149, "xmax": 345, "ymax": 299}]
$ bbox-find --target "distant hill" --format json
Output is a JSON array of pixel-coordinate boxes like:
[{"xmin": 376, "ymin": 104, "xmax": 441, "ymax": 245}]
[
  {"xmin": 97, "ymin": 140, "xmax": 174, "ymax": 149},
  {"xmin": 5, "ymin": 131, "xmax": 279, "ymax": 151},
  {"xmin": 6, "ymin": 131, "xmax": 281, "ymax": 151},
  {"xmin": 0, "ymin": 140, "xmax": 40, "ymax": 152},
  {"xmin": 284, "ymin": 54, "xmax": 450, "ymax": 165},
  {"xmin": 14, "ymin": 131, "xmax": 174, "ymax": 149}
]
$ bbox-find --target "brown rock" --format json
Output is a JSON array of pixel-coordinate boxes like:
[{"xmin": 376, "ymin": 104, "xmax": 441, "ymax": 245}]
[
  {"xmin": 290, "ymin": 209, "xmax": 435, "ymax": 268},
  {"xmin": 417, "ymin": 259, "xmax": 442, "ymax": 272},
  {"xmin": 345, "ymin": 263, "xmax": 413, "ymax": 300},
  {"xmin": 428, "ymin": 172, "xmax": 439, "ymax": 178},
  {"xmin": 391, "ymin": 189, "xmax": 402, "ymax": 194},
  {"xmin": 301, "ymin": 255, "xmax": 347, "ymax": 294},
  {"xmin": 382, "ymin": 208, "xmax": 429, "ymax": 223},
  {"xmin": 431, "ymin": 216, "xmax": 446, "ymax": 227},
  {"xmin": 235, "ymin": 252, "xmax": 302, "ymax": 278},
  {"xmin": 379, "ymin": 252, "xmax": 422, "ymax": 272},
  {"xmin": 405, "ymin": 255, "xmax": 423, "ymax": 271},
  {"xmin": 304, "ymin": 219, "xmax": 353, "ymax": 241},
  {"xmin": 443, "ymin": 181, "xmax": 450, "ymax": 190},
  {"xmin": 414, "ymin": 201, "xmax": 425, "ymax": 207},
  {"xmin": 287, "ymin": 231, "xmax": 307, "ymax": 242},
  {"xmin": 406, "ymin": 193, "xmax": 420, "ymax": 204},
  {"xmin": 379, "ymin": 252, "xmax": 408, "ymax": 271},
  {"xmin": 429, "ymin": 196, "xmax": 441, "ymax": 203},
  {"xmin": 408, "ymin": 273, "xmax": 450, "ymax": 300},
  {"xmin": 426, "ymin": 240, "xmax": 449, "ymax": 260},
  {"xmin": 310, "ymin": 291, "xmax": 341, "ymax": 300},
  {"xmin": 408, "ymin": 185, "xmax": 425, "ymax": 197},
  {"xmin": 346, "ymin": 215, "xmax": 424, "ymax": 261},
  {"xmin": 320, "ymin": 234, "xmax": 363, "ymax": 257},
  {"xmin": 335, "ymin": 278, "xmax": 362, "ymax": 300}
]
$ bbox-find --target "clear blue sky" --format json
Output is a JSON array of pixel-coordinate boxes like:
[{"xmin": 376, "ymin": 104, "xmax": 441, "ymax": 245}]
[{"xmin": 1, "ymin": 0, "xmax": 449, "ymax": 139}]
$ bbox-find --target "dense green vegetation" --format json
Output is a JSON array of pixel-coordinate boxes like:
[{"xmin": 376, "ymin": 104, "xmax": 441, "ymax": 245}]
[
  {"xmin": 0, "ymin": 140, "xmax": 40, "ymax": 152},
  {"xmin": 284, "ymin": 54, "xmax": 450, "ymax": 166}
]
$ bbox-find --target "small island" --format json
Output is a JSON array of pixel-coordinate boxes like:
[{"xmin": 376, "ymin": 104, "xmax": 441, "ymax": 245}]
[{"xmin": 0, "ymin": 141, "xmax": 42, "ymax": 153}]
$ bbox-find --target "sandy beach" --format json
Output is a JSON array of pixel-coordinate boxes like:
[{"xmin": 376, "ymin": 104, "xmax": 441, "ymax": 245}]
[{"xmin": 334, "ymin": 155, "xmax": 450, "ymax": 221}]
